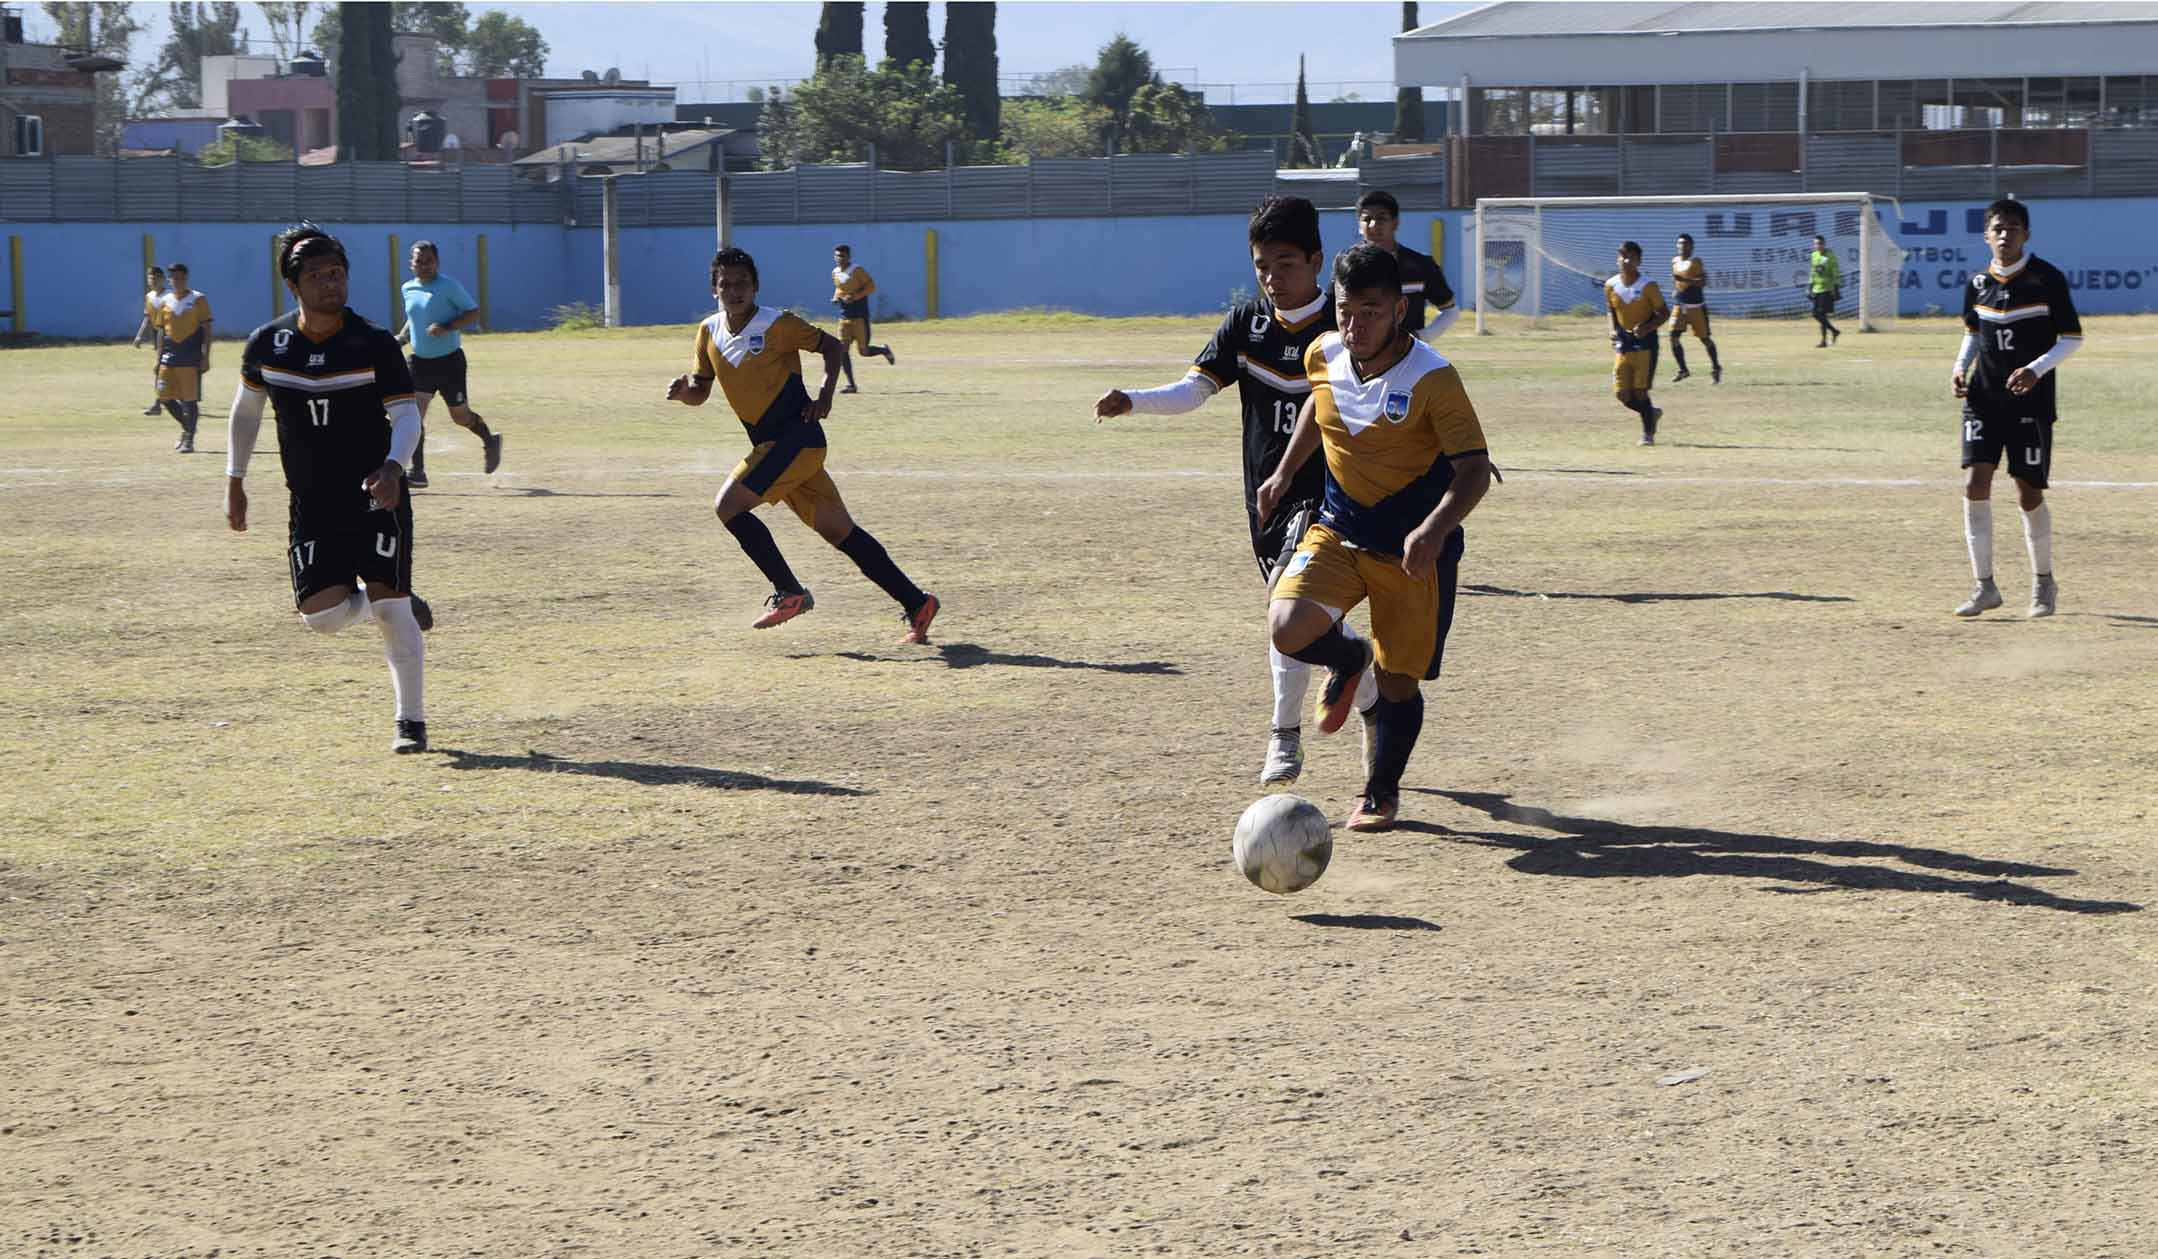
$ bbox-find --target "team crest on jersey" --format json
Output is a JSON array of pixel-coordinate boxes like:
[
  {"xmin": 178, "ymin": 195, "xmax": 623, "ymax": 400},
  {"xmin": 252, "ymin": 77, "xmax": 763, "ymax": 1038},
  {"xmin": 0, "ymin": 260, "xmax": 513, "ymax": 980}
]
[
  {"xmin": 273, "ymin": 329, "xmax": 293, "ymax": 353},
  {"xmin": 1249, "ymin": 314, "xmax": 1271, "ymax": 337},
  {"xmin": 1383, "ymin": 390, "xmax": 1411, "ymax": 422},
  {"xmin": 747, "ymin": 333, "xmax": 766, "ymax": 354},
  {"xmin": 1973, "ymin": 274, "xmax": 1989, "ymax": 290}
]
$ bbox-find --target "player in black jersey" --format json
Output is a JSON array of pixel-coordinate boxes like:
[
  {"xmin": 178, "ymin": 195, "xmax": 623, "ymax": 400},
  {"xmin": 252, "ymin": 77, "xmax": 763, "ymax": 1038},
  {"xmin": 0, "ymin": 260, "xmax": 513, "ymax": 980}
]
[
  {"xmin": 1951, "ymin": 199, "xmax": 2082, "ymax": 619},
  {"xmin": 1356, "ymin": 189, "xmax": 1460, "ymax": 342},
  {"xmin": 224, "ymin": 224, "xmax": 436, "ymax": 753},
  {"xmin": 1094, "ymin": 196, "xmax": 1378, "ymax": 788}
]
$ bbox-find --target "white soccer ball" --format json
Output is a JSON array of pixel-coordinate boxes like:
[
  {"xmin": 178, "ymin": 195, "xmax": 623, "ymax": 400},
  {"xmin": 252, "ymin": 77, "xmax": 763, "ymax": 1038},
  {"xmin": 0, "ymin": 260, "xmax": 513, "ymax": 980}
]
[{"xmin": 1233, "ymin": 793, "xmax": 1333, "ymax": 894}]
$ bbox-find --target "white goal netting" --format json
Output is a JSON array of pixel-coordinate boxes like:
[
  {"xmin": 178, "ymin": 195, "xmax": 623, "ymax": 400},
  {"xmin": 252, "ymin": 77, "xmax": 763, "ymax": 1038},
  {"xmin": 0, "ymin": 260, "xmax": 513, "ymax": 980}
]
[{"xmin": 1472, "ymin": 194, "xmax": 1907, "ymax": 332}]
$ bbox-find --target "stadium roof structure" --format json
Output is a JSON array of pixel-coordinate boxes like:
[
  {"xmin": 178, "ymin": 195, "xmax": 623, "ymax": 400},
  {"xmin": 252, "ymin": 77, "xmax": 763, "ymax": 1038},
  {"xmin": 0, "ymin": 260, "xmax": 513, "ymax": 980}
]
[{"xmin": 1396, "ymin": 1, "xmax": 2158, "ymax": 86}]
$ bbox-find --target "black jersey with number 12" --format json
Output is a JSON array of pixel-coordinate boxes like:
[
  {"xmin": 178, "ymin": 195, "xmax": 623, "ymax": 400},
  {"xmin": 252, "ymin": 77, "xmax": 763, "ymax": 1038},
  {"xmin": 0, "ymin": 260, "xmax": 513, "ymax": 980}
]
[
  {"xmin": 1191, "ymin": 296, "xmax": 1335, "ymax": 510},
  {"xmin": 240, "ymin": 308, "xmax": 418, "ymax": 501},
  {"xmin": 1961, "ymin": 255, "xmax": 2081, "ymax": 412}
]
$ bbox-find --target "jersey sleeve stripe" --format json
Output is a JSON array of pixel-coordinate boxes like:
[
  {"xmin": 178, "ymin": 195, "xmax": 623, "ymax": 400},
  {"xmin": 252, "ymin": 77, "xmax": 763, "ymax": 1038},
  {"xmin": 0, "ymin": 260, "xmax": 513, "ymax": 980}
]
[{"xmin": 1189, "ymin": 363, "xmax": 1229, "ymax": 388}]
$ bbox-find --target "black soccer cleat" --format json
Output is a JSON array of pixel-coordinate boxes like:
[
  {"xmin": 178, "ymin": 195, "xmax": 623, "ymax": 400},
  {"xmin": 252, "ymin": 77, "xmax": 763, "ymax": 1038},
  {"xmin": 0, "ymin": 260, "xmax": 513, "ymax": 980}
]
[
  {"xmin": 409, "ymin": 594, "xmax": 434, "ymax": 632},
  {"xmin": 1671, "ymin": 367, "xmax": 1691, "ymax": 382},
  {"xmin": 406, "ymin": 467, "xmax": 430, "ymax": 488},
  {"xmin": 482, "ymin": 432, "xmax": 505, "ymax": 475},
  {"xmin": 392, "ymin": 719, "xmax": 428, "ymax": 754}
]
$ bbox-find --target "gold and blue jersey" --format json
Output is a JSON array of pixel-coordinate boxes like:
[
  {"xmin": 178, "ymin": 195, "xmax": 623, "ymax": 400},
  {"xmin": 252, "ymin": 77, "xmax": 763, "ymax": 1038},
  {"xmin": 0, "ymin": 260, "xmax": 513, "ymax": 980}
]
[
  {"xmin": 158, "ymin": 291, "xmax": 212, "ymax": 367},
  {"xmin": 693, "ymin": 306, "xmax": 828, "ymax": 449},
  {"xmin": 1670, "ymin": 255, "xmax": 1707, "ymax": 307},
  {"xmin": 1302, "ymin": 333, "xmax": 1489, "ymax": 557},
  {"xmin": 831, "ymin": 265, "xmax": 875, "ymax": 320},
  {"xmin": 1605, "ymin": 274, "xmax": 1667, "ymax": 352}
]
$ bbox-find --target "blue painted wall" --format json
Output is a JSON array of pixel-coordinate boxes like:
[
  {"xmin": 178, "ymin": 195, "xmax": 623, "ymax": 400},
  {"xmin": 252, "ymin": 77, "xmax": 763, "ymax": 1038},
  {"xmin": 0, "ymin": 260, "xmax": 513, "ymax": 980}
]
[
  {"xmin": 119, "ymin": 119, "xmax": 227, "ymax": 156},
  {"xmin": 6, "ymin": 196, "xmax": 2155, "ymax": 339}
]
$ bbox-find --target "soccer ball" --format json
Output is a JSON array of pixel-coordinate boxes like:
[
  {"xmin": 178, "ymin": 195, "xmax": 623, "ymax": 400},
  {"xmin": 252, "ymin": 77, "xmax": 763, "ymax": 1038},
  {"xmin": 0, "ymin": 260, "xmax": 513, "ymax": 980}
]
[{"xmin": 1233, "ymin": 793, "xmax": 1333, "ymax": 894}]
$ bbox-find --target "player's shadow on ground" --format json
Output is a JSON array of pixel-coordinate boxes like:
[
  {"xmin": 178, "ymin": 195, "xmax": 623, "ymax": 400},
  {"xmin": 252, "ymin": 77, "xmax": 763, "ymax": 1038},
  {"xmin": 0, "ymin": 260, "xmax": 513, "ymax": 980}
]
[
  {"xmin": 1291, "ymin": 913, "xmax": 1442, "ymax": 932},
  {"xmin": 1508, "ymin": 466, "xmax": 1643, "ymax": 477},
  {"xmin": 437, "ymin": 748, "xmax": 868, "ymax": 796},
  {"xmin": 790, "ymin": 642, "xmax": 1181, "ymax": 674},
  {"xmin": 1464, "ymin": 584, "xmax": 1854, "ymax": 605},
  {"xmin": 2077, "ymin": 612, "xmax": 2158, "ymax": 628},
  {"xmin": 1663, "ymin": 442, "xmax": 1871, "ymax": 453},
  {"xmin": 1407, "ymin": 789, "xmax": 2139, "ymax": 914},
  {"xmin": 420, "ymin": 488, "xmax": 678, "ymax": 499}
]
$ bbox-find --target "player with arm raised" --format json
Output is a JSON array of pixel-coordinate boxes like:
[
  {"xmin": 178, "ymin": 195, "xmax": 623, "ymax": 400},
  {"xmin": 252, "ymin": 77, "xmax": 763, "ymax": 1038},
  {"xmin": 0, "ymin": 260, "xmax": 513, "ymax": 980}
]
[
  {"xmin": 1095, "ymin": 196, "xmax": 1378, "ymax": 789},
  {"xmin": 1257, "ymin": 243, "xmax": 1494, "ymax": 832},
  {"xmin": 1952, "ymin": 198, "xmax": 2082, "ymax": 619},
  {"xmin": 1667, "ymin": 233, "xmax": 1721, "ymax": 384},
  {"xmin": 668, "ymin": 247, "xmax": 939, "ymax": 642},
  {"xmin": 1356, "ymin": 189, "xmax": 1460, "ymax": 342},
  {"xmin": 224, "ymin": 224, "xmax": 435, "ymax": 753},
  {"xmin": 1607, "ymin": 241, "xmax": 1669, "ymax": 445}
]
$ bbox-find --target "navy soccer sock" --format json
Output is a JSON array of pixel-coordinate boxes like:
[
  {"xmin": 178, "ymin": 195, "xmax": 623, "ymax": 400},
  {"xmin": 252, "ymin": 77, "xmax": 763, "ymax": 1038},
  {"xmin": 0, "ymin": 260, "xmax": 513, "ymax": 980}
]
[
  {"xmin": 1669, "ymin": 334, "xmax": 1689, "ymax": 374},
  {"xmin": 1284, "ymin": 621, "xmax": 1366, "ymax": 674},
  {"xmin": 836, "ymin": 527, "xmax": 926, "ymax": 613},
  {"xmin": 1703, "ymin": 337, "xmax": 1721, "ymax": 370},
  {"xmin": 162, "ymin": 400, "xmax": 188, "ymax": 426},
  {"xmin": 1364, "ymin": 690, "xmax": 1426, "ymax": 803},
  {"xmin": 723, "ymin": 512, "xmax": 803, "ymax": 594}
]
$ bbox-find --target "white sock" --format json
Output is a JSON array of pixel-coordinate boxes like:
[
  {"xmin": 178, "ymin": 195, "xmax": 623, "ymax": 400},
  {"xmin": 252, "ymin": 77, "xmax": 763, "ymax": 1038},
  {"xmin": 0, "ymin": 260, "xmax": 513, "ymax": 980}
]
[
  {"xmin": 375, "ymin": 597, "xmax": 426, "ymax": 722},
  {"xmin": 1964, "ymin": 499, "xmax": 1994, "ymax": 582},
  {"xmin": 1269, "ymin": 643, "xmax": 1311, "ymax": 730},
  {"xmin": 300, "ymin": 587, "xmax": 371, "ymax": 635},
  {"xmin": 2021, "ymin": 502, "xmax": 2053, "ymax": 577},
  {"xmin": 1341, "ymin": 622, "xmax": 1380, "ymax": 713}
]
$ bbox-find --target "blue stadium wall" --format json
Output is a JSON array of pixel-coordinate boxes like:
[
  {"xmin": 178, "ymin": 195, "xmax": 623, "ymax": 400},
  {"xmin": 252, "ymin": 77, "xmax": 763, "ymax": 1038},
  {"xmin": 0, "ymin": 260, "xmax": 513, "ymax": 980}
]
[{"xmin": 6, "ymin": 198, "xmax": 2156, "ymax": 338}]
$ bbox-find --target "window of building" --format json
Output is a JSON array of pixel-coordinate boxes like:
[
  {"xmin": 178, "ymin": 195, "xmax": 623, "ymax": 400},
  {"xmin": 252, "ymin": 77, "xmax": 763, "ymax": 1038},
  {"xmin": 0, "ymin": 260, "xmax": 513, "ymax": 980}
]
[{"xmin": 14, "ymin": 113, "xmax": 43, "ymax": 156}]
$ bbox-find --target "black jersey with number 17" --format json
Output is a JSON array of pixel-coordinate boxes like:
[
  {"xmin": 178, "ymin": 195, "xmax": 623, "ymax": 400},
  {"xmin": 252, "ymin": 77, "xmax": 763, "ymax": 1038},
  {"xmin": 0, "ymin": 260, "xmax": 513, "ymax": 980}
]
[
  {"xmin": 1961, "ymin": 254, "xmax": 2081, "ymax": 411},
  {"xmin": 239, "ymin": 308, "xmax": 417, "ymax": 501},
  {"xmin": 1191, "ymin": 293, "xmax": 1335, "ymax": 509}
]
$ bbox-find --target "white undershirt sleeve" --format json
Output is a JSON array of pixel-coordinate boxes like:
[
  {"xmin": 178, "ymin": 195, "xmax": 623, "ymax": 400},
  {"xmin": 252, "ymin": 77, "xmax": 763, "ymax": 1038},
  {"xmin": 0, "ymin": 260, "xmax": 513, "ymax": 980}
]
[
  {"xmin": 1953, "ymin": 332, "xmax": 1980, "ymax": 377},
  {"xmin": 1422, "ymin": 305, "xmax": 1462, "ymax": 342},
  {"xmin": 226, "ymin": 382, "xmax": 266, "ymax": 478},
  {"xmin": 1124, "ymin": 373, "xmax": 1219, "ymax": 415},
  {"xmin": 2020, "ymin": 335, "xmax": 2082, "ymax": 379},
  {"xmin": 386, "ymin": 396, "xmax": 423, "ymax": 467}
]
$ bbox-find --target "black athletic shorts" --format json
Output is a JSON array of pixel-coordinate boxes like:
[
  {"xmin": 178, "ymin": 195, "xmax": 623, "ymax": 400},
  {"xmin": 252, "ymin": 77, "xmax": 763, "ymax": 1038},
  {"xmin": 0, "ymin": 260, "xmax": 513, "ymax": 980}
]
[
  {"xmin": 1961, "ymin": 397, "xmax": 2055, "ymax": 489},
  {"xmin": 288, "ymin": 489, "xmax": 415, "ymax": 606},
  {"xmin": 1252, "ymin": 498, "xmax": 1320, "ymax": 586},
  {"xmin": 408, "ymin": 349, "xmax": 468, "ymax": 406}
]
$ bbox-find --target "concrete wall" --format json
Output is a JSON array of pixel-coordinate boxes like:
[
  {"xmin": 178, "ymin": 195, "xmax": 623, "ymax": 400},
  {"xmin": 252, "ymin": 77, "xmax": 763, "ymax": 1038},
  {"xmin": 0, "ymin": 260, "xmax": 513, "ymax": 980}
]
[{"xmin": 5, "ymin": 195, "xmax": 2154, "ymax": 339}]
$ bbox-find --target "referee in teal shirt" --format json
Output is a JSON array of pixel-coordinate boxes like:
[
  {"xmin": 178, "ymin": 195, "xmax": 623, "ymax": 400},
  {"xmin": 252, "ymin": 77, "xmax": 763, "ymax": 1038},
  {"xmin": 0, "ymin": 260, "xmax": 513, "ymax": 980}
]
[{"xmin": 397, "ymin": 240, "xmax": 501, "ymax": 485}]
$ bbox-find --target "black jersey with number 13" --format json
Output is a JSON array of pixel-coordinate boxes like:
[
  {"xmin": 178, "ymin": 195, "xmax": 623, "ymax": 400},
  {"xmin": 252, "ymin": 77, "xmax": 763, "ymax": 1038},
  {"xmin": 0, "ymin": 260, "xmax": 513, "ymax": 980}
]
[
  {"xmin": 1961, "ymin": 255, "xmax": 2081, "ymax": 414},
  {"xmin": 1192, "ymin": 296, "xmax": 1336, "ymax": 510},
  {"xmin": 240, "ymin": 309, "xmax": 418, "ymax": 501}
]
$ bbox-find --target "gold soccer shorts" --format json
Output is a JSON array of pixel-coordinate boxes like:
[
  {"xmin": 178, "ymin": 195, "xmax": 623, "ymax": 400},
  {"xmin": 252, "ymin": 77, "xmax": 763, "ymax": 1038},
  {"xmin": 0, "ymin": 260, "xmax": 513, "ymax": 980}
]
[
  {"xmin": 732, "ymin": 440, "xmax": 839, "ymax": 527},
  {"xmin": 156, "ymin": 364, "xmax": 201, "ymax": 402},
  {"xmin": 1612, "ymin": 349, "xmax": 1655, "ymax": 396},
  {"xmin": 1672, "ymin": 305, "xmax": 1712, "ymax": 338},
  {"xmin": 838, "ymin": 318, "xmax": 871, "ymax": 354},
  {"xmin": 1272, "ymin": 522, "xmax": 1457, "ymax": 680}
]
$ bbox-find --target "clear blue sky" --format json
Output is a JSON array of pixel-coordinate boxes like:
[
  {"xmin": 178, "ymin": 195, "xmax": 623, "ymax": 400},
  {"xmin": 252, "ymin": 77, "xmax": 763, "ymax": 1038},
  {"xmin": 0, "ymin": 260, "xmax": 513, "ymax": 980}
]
[{"xmin": 43, "ymin": 2, "xmax": 1477, "ymax": 108}]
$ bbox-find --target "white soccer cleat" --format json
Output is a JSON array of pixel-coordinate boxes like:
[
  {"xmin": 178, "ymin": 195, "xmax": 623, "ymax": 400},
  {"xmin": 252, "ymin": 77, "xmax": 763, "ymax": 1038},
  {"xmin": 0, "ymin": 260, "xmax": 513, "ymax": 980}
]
[
  {"xmin": 2029, "ymin": 576, "xmax": 2058, "ymax": 619},
  {"xmin": 1954, "ymin": 579, "xmax": 2004, "ymax": 617},
  {"xmin": 1259, "ymin": 727, "xmax": 1303, "ymax": 788}
]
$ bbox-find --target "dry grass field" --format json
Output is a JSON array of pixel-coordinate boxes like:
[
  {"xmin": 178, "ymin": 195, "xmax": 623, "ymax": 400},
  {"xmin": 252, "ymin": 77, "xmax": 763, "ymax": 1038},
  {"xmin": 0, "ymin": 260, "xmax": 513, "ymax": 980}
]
[{"xmin": 3, "ymin": 312, "xmax": 2155, "ymax": 1258}]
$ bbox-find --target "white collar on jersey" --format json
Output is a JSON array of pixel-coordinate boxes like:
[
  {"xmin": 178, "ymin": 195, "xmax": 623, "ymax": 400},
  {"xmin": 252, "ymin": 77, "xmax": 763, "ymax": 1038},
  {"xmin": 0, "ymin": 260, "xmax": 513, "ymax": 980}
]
[
  {"xmin": 833, "ymin": 263, "xmax": 863, "ymax": 280},
  {"xmin": 708, "ymin": 306, "xmax": 781, "ymax": 368},
  {"xmin": 1606, "ymin": 273, "xmax": 1650, "ymax": 301},
  {"xmin": 1274, "ymin": 288, "xmax": 1328, "ymax": 325},
  {"xmin": 1319, "ymin": 334, "xmax": 1447, "ymax": 437},
  {"xmin": 1988, "ymin": 253, "xmax": 2031, "ymax": 280},
  {"xmin": 163, "ymin": 290, "xmax": 206, "ymax": 313}
]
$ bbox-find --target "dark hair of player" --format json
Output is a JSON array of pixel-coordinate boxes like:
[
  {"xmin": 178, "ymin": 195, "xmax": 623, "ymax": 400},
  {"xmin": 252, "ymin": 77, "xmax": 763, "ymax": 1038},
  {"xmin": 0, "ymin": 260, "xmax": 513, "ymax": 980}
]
[
  {"xmin": 1248, "ymin": 196, "xmax": 1322, "ymax": 257},
  {"xmin": 1618, "ymin": 241, "xmax": 1642, "ymax": 259},
  {"xmin": 834, "ymin": 243, "xmax": 851, "ymax": 254},
  {"xmin": 412, "ymin": 239, "xmax": 438, "ymax": 257},
  {"xmin": 148, "ymin": 265, "xmax": 165, "ymax": 276},
  {"xmin": 1355, "ymin": 189, "xmax": 1400, "ymax": 220},
  {"xmin": 1984, "ymin": 198, "xmax": 2029, "ymax": 230},
  {"xmin": 1333, "ymin": 242, "xmax": 1402, "ymax": 297},
  {"xmin": 166, "ymin": 262, "xmax": 189, "ymax": 275},
  {"xmin": 711, "ymin": 246, "xmax": 759, "ymax": 288},
  {"xmin": 1677, "ymin": 233, "xmax": 1694, "ymax": 246},
  {"xmin": 278, "ymin": 223, "xmax": 348, "ymax": 283},
  {"xmin": 1812, "ymin": 235, "xmax": 1826, "ymax": 246}
]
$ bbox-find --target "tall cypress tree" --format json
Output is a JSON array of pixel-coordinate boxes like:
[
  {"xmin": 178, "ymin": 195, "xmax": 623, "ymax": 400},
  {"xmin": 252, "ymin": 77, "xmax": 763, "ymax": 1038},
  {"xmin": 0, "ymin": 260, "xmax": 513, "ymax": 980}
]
[
  {"xmin": 1393, "ymin": 3, "xmax": 1425, "ymax": 142},
  {"xmin": 884, "ymin": 1, "xmax": 934, "ymax": 70},
  {"xmin": 334, "ymin": 1, "xmax": 391, "ymax": 160},
  {"xmin": 814, "ymin": 2, "xmax": 864, "ymax": 68},
  {"xmin": 1289, "ymin": 55, "xmax": 1319, "ymax": 168},
  {"xmin": 370, "ymin": 4, "xmax": 399, "ymax": 159},
  {"xmin": 941, "ymin": 2, "xmax": 999, "ymax": 146}
]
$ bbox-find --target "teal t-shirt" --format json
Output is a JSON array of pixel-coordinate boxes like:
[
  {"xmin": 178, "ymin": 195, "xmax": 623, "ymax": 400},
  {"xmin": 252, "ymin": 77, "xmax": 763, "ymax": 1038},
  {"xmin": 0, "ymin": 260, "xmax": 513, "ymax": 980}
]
[{"xmin": 401, "ymin": 274, "xmax": 478, "ymax": 358}]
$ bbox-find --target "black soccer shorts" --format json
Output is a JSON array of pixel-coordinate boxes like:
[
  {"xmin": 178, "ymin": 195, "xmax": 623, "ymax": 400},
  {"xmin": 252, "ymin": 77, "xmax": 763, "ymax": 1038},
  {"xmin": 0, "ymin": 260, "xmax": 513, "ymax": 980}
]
[
  {"xmin": 287, "ymin": 490, "xmax": 416, "ymax": 606},
  {"xmin": 1253, "ymin": 499, "xmax": 1319, "ymax": 586},
  {"xmin": 1960, "ymin": 399, "xmax": 2055, "ymax": 489},
  {"xmin": 407, "ymin": 349, "xmax": 468, "ymax": 406}
]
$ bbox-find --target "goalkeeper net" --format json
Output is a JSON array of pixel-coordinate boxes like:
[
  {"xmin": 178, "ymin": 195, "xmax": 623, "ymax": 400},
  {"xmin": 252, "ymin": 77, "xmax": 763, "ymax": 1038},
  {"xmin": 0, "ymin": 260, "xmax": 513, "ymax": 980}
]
[{"xmin": 1472, "ymin": 193, "xmax": 1906, "ymax": 333}]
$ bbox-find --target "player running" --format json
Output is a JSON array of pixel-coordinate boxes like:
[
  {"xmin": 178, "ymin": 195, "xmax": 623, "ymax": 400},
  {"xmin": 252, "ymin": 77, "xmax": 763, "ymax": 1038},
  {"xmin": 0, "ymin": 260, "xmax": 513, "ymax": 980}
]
[
  {"xmin": 668, "ymin": 247, "xmax": 939, "ymax": 642},
  {"xmin": 1668, "ymin": 233, "xmax": 1721, "ymax": 384},
  {"xmin": 1356, "ymin": 189, "xmax": 1460, "ymax": 341},
  {"xmin": 1607, "ymin": 242, "xmax": 1668, "ymax": 445},
  {"xmin": 830, "ymin": 244, "xmax": 895, "ymax": 393},
  {"xmin": 396, "ymin": 240, "xmax": 503, "ymax": 487},
  {"xmin": 1095, "ymin": 196, "xmax": 1378, "ymax": 789},
  {"xmin": 1952, "ymin": 199, "xmax": 2082, "ymax": 620},
  {"xmin": 155, "ymin": 263, "xmax": 212, "ymax": 453},
  {"xmin": 132, "ymin": 265, "xmax": 168, "ymax": 415},
  {"xmin": 1257, "ymin": 244, "xmax": 1495, "ymax": 832},
  {"xmin": 223, "ymin": 225, "xmax": 435, "ymax": 754}
]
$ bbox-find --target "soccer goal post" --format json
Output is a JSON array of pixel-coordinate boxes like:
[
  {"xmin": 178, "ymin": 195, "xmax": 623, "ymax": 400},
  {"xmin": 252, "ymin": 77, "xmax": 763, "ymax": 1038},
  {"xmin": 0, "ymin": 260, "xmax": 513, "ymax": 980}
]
[{"xmin": 1472, "ymin": 193, "xmax": 1906, "ymax": 334}]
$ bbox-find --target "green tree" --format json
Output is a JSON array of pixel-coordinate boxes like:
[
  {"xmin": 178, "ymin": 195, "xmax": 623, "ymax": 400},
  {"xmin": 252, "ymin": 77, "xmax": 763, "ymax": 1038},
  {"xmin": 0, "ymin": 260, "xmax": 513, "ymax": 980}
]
[
  {"xmin": 39, "ymin": 2, "xmax": 140, "ymax": 154},
  {"xmin": 999, "ymin": 96, "xmax": 1109, "ymax": 160},
  {"xmin": 1126, "ymin": 81, "xmax": 1231, "ymax": 154},
  {"xmin": 462, "ymin": 10, "xmax": 546, "ymax": 77},
  {"xmin": 198, "ymin": 132, "xmax": 296, "ymax": 164},
  {"xmin": 255, "ymin": 1, "xmax": 314, "ymax": 61},
  {"xmin": 813, "ymin": 2, "xmax": 863, "ymax": 68},
  {"xmin": 1288, "ymin": 55, "xmax": 1320, "ymax": 167},
  {"xmin": 1082, "ymin": 33, "xmax": 1151, "ymax": 147},
  {"xmin": 335, "ymin": 1, "xmax": 398, "ymax": 160},
  {"xmin": 392, "ymin": 0, "xmax": 468, "ymax": 74},
  {"xmin": 941, "ymin": 2, "xmax": 999, "ymax": 147},
  {"xmin": 1393, "ymin": 2, "xmax": 1424, "ymax": 142},
  {"xmin": 140, "ymin": 2, "xmax": 244, "ymax": 112},
  {"xmin": 759, "ymin": 56, "xmax": 967, "ymax": 171},
  {"xmin": 883, "ymin": 1, "xmax": 933, "ymax": 70},
  {"xmin": 1021, "ymin": 64, "xmax": 1088, "ymax": 97}
]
